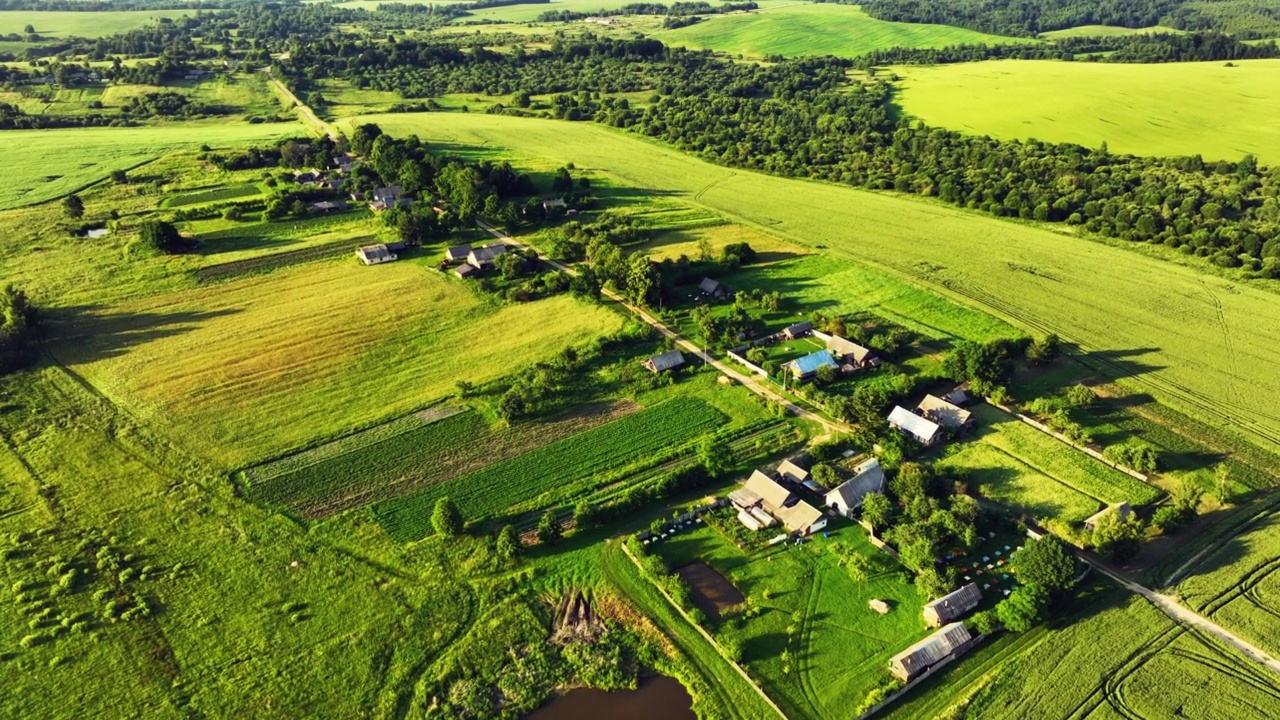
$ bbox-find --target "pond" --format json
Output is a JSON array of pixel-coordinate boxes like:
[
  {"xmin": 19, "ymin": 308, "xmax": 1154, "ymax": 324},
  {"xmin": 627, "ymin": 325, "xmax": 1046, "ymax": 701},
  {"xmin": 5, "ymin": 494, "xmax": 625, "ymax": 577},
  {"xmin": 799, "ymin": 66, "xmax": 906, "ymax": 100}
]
[{"xmin": 523, "ymin": 676, "xmax": 695, "ymax": 720}]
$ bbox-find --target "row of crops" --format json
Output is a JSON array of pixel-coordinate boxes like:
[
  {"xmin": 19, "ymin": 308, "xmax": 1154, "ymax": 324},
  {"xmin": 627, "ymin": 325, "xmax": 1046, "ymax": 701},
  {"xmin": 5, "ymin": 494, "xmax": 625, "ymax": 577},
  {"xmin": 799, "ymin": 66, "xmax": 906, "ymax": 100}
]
[{"xmin": 373, "ymin": 398, "xmax": 728, "ymax": 541}]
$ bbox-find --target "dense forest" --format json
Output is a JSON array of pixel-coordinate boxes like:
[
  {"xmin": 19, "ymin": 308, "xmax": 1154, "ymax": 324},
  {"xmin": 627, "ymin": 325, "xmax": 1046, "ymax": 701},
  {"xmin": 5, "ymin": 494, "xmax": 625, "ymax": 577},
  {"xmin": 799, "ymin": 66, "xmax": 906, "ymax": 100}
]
[
  {"xmin": 278, "ymin": 37, "xmax": 1280, "ymax": 271},
  {"xmin": 854, "ymin": 0, "xmax": 1280, "ymax": 38}
]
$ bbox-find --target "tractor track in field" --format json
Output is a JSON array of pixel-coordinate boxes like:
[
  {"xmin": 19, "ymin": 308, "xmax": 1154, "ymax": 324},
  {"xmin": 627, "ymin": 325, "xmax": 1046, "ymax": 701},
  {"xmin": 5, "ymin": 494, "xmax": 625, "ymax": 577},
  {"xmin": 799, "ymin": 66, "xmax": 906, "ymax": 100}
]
[
  {"xmin": 797, "ymin": 562, "xmax": 824, "ymax": 719},
  {"xmin": 693, "ymin": 172, "xmax": 736, "ymax": 203},
  {"xmin": 1200, "ymin": 279, "xmax": 1244, "ymax": 409},
  {"xmin": 385, "ymin": 583, "xmax": 478, "ymax": 720}
]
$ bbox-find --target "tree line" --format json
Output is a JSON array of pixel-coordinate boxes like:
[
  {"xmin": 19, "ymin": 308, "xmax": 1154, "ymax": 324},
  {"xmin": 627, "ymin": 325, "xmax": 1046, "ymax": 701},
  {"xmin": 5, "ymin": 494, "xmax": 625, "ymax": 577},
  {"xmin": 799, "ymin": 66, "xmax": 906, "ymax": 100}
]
[{"xmin": 854, "ymin": 31, "xmax": 1280, "ymax": 66}]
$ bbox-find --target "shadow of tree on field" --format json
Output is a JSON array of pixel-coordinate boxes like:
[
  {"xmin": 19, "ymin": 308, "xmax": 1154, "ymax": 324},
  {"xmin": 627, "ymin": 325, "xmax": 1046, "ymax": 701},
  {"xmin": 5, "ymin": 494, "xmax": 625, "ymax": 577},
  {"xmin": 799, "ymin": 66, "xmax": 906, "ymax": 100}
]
[
  {"xmin": 42, "ymin": 304, "xmax": 242, "ymax": 364},
  {"xmin": 1066, "ymin": 345, "xmax": 1166, "ymax": 384}
]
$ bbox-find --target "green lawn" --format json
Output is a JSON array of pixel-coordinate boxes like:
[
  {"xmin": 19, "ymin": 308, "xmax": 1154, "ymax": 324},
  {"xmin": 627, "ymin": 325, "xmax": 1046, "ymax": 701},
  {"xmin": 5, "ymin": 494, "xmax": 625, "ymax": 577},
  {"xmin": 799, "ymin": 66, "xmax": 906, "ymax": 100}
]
[
  {"xmin": 0, "ymin": 9, "xmax": 191, "ymax": 37},
  {"xmin": 347, "ymin": 111, "xmax": 1280, "ymax": 460},
  {"xmin": 656, "ymin": 3, "xmax": 1032, "ymax": 59},
  {"xmin": 892, "ymin": 59, "xmax": 1280, "ymax": 164},
  {"xmin": 652, "ymin": 520, "xmax": 926, "ymax": 719},
  {"xmin": 940, "ymin": 442, "xmax": 1102, "ymax": 524}
]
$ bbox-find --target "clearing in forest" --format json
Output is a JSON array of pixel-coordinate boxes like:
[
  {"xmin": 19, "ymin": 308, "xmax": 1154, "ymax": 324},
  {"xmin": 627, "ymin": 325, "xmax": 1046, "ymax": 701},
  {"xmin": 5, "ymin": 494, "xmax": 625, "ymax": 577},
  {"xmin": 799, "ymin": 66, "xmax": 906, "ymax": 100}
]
[{"xmin": 892, "ymin": 59, "xmax": 1280, "ymax": 164}]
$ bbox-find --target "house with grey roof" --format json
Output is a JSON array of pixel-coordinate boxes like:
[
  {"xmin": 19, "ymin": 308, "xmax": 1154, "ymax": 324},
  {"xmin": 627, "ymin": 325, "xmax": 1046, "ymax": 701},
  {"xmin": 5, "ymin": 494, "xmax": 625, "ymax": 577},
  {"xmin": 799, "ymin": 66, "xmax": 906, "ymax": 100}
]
[
  {"xmin": 643, "ymin": 349, "xmax": 686, "ymax": 374},
  {"xmin": 699, "ymin": 277, "xmax": 729, "ymax": 299},
  {"xmin": 825, "ymin": 457, "xmax": 886, "ymax": 518},
  {"xmin": 888, "ymin": 405, "xmax": 943, "ymax": 446},
  {"xmin": 444, "ymin": 244, "xmax": 472, "ymax": 264},
  {"xmin": 356, "ymin": 244, "xmax": 397, "ymax": 266},
  {"xmin": 467, "ymin": 243, "xmax": 508, "ymax": 268},
  {"xmin": 889, "ymin": 622, "xmax": 974, "ymax": 682},
  {"xmin": 923, "ymin": 583, "xmax": 982, "ymax": 627}
]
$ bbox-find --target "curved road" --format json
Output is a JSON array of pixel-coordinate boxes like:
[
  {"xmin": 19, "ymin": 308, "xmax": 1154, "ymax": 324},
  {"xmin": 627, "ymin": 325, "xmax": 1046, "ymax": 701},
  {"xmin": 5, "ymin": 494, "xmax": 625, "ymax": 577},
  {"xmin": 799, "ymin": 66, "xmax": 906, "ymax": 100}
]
[{"xmin": 265, "ymin": 72, "xmax": 338, "ymax": 140}]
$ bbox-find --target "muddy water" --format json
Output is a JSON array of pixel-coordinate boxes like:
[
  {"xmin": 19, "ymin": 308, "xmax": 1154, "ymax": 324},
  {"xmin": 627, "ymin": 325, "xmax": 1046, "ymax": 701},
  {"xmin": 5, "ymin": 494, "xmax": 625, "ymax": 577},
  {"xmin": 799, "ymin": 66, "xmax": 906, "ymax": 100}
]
[{"xmin": 523, "ymin": 676, "xmax": 695, "ymax": 720}]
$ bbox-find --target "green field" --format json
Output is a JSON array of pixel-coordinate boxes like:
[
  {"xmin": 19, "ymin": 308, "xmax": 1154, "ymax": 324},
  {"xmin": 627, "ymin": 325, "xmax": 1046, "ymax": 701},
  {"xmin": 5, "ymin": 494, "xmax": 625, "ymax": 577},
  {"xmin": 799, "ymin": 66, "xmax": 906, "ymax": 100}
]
[
  {"xmin": 656, "ymin": 3, "xmax": 1031, "ymax": 59},
  {"xmin": 1039, "ymin": 24, "xmax": 1182, "ymax": 38},
  {"xmin": 1179, "ymin": 510, "xmax": 1280, "ymax": 658},
  {"xmin": 0, "ymin": 123, "xmax": 300, "ymax": 210},
  {"xmin": 373, "ymin": 398, "xmax": 727, "ymax": 539},
  {"xmin": 652, "ymin": 519, "xmax": 926, "ymax": 719},
  {"xmin": 347, "ymin": 112, "xmax": 1280, "ymax": 459},
  {"xmin": 940, "ymin": 442, "xmax": 1102, "ymax": 525},
  {"xmin": 892, "ymin": 59, "xmax": 1280, "ymax": 164},
  {"xmin": 0, "ymin": 9, "xmax": 190, "ymax": 37},
  {"xmin": 52, "ymin": 259, "xmax": 623, "ymax": 467}
]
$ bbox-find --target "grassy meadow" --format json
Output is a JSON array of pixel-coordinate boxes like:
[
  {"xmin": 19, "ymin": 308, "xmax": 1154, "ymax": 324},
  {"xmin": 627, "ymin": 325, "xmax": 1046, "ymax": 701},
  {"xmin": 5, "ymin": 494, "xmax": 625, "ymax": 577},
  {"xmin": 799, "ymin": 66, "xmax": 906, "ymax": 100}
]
[
  {"xmin": 1039, "ymin": 24, "xmax": 1183, "ymax": 38},
  {"xmin": 656, "ymin": 3, "xmax": 1031, "ymax": 59},
  {"xmin": 349, "ymin": 111, "xmax": 1280, "ymax": 458},
  {"xmin": 0, "ymin": 123, "xmax": 300, "ymax": 210},
  {"xmin": 51, "ymin": 259, "xmax": 623, "ymax": 467},
  {"xmin": 0, "ymin": 9, "xmax": 190, "ymax": 37},
  {"xmin": 891, "ymin": 59, "xmax": 1280, "ymax": 164}
]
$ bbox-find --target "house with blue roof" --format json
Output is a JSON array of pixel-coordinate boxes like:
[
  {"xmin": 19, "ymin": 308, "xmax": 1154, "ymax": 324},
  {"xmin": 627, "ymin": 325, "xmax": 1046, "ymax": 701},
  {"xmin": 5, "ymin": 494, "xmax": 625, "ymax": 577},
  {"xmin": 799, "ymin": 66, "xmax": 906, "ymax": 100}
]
[{"xmin": 785, "ymin": 350, "xmax": 839, "ymax": 382}]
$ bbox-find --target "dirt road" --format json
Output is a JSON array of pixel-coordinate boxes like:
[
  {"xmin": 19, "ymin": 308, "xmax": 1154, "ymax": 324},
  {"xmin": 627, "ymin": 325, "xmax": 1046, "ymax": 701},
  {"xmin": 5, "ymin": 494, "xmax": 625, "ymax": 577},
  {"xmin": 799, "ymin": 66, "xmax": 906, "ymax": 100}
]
[
  {"xmin": 476, "ymin": 221, "xmax": 849, "ymax": 440},
  {"xmin": 265, "ymin": 73, "xmax": 338, "ymax": 140}
]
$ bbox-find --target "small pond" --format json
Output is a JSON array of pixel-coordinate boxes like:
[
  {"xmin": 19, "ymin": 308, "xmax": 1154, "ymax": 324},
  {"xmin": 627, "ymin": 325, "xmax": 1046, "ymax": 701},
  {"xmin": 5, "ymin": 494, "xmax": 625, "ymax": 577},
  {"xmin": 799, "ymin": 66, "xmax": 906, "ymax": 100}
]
[{"xmin": 523, "ymin": 676, "xmax": 695, "ymax": 720}]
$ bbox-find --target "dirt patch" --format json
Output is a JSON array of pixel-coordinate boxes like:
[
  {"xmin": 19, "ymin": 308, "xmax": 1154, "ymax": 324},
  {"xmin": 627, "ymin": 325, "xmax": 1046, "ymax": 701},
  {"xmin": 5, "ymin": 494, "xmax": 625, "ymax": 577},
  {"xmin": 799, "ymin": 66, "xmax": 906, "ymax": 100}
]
[{"xmin": 676, "ymin": 561, "xmax": 744, "ymax": 618}]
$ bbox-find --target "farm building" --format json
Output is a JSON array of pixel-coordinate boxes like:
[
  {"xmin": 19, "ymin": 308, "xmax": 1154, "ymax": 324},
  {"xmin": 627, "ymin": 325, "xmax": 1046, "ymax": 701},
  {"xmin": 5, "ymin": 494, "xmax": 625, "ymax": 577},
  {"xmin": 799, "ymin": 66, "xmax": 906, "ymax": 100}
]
[
  {"xmin": 785, "ymin": 350, "xmax": 839, "ymax": 382},
  {"xmin": 825, "ymin": 458, "xmax": 886, "ymax": 518},
  {"xmin": 777, "ymin": 458, "xmax": 809, "ymax": 484},
  {"xmin": 730, "ymin": 470, "xmax": 794, "ymax": 515},
  {"xmin": 826, "ymin": 335, "xmax": 878, "ymax": 370},
  {"xmin": 311, "ymin": 200, "xmax": 347, "ymax": 214},
  {"xmin": 736, "ymin": 507, "xmax": 778, "ymax": 532},
  {"xmin": 467, "ymin": 243, "xmax": 509, "ymax": 268},
  {"xmin": 356, "ymin": 244, "xmax": 397, "ymax": 266},
  {"xmin": 1084, "ymin": 502, "xmax": 1133, "ymax": 532},
  {"xmin": 294, "ymin": 169, "xmax": 324, "ymax": 185},
  {"xmin": 445, "ymin": 244, "xmax": 472, "ymax": 264},
  {"xmin": 699, "ymin": 277, "xmax": 729, "ymax": 299},
  {"xmin": 782, "ymin": 321, "xmax": 813, "ymax": 340},
  {"xmin": 917, "ymin": 395, "xmax": 975, "ymax": 430},
  {"xmin": 644, "ymin": 349, "xmax": 686, "ymax": 374},
  {"xmin": 774, "ymin": 500, "xmax": 827, "ymax": 535},
  {"xmin": 369, "ymin": 186, "xmax": 406, "ymax": 211},
  {"xmin": 943, "ymin": 383, "xmax": 970, "ymax": 406},
  {"xmin": 454, "ymin": 263, "xmax": 480, "ymax": 279},
  {"xmin": 543, "ymin": 198, "xmax": 567, "ymax": 211},
  {"xmin": 923, "ymin": 583, "xmax": 983, "ymax": 627},
  {"xmin": 889, "ymin": 622, "xmax": 975, "ymax": 682},
  {"xmin": 888, "ymin": 406, "xmax": 943, "ymax": 446},
  {"xmin": 332, "ymin": 155, "xmax": 357, "ymax": 173}
]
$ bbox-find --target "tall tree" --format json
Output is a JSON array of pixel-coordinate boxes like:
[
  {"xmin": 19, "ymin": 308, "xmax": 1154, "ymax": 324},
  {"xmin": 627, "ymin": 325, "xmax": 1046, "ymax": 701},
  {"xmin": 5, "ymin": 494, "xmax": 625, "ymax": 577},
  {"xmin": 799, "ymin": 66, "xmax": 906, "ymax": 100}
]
[
  {"xmin": 431, "ymin": 497, "xmax": 463, "ymax": 537},
  {"xmin": 63, "ymin": 194, "xmax": 84, "ymax": 220},
  {"xmin": 1013, "ymin": 535, "xmax": 1077, "ymax": 592}
]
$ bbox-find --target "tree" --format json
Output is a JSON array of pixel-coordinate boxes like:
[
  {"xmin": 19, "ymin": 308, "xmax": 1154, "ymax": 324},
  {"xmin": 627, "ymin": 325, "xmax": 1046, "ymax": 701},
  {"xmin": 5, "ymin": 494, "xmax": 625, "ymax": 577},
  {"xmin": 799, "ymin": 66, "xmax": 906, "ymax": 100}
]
[
  {"xmin": 138, "ymin": 220, "xmax": 185, "ymax": 254},
  {"xmin": 1092, "ymin": 510, "xmax": 1144, "ymax": 562},
  {"xmin": 815, "ymin": 364, "xmax": 838, "ymax": 384},
  {"xmin": 996, "ymin": 584, "xmax": 1049, "ymax": 632},
  {"xmin": 63, "ymin": 194, "xmax": 84, "ymax": 220},
  {"xmin": 431, "ymin": 497, "xmax": 463, "ymax": 537},
  {"xmin": 861, "ymin": 492, "xmax": 893, "ymax": 532},
  {"xmin": 898, "ymin": 534, "xmax": 936, "ymax": 573},
  {"xmin": 835, "ymin": 545, "xmax": 870, "ymax": 587},
  {"xmin": 23, "ymin": 24, "xmax": 34, "ymax": 33},
  {"xmin": 811, "ymin": 463, "xmax": 839, "ymax": 489},
  {"xmin": 496, "ymin": 525, "xmax": 521, "ymax": 562},
  {"xmin": 569, "ymin": 265, "xmax": 602, "ymax": 302},
  {"xmin": 552, "ymin": 167, "xmax": 573, "ymax": 193},
  {"xmin": 698, "ymin": 438, "xmax": 733, "ymax": 479},
  {"xmin": 889, "ymin": 463, "xmax": 933, "ymax": 505},
  {"xmin": 1065, "ymin": 384, "xmax": 1094, "ymax": 407},
  {"xmin": 572, "ymin": 500, "xmax": 596, "ymax": 530},
  {"xmin": 349, "ymin": 123, "xmax": 383, "ymax": 156},
  {"xmin": 914, "ymin": 566, "xmax": 951, "ymax": 599},
  {"xmin": 624, "ymin": 254, "xmax": 657, "ymax": 307},
  {"xmin": 696, "ymin": 235, "xmax": 714, "ymax": 262},
  {"xmin": 536, "ymin": 510, "xmax": 562, "ymax": 545},
  {"xmin": 110, "ymin": 169, "xmax": 128, "ymax": 184},
  {"xmin": 1012, "ymin": 535, "xmax": 1077, "ymax": 592},
  {"xmin": 0, "ymin": 285, "xmax": 37, "ymax": 375},
  {"xmin": 1025, "ymin": 334, "xmax": 1061, "ymax": 365}
]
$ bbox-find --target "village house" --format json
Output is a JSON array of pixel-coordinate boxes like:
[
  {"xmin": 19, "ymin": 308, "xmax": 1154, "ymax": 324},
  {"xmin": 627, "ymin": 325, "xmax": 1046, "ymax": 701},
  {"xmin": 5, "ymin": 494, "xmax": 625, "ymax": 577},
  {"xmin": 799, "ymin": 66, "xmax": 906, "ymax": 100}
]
[
  {"xmin": 356, "ymin": 244, "xmax": 397, "ymax": 266},
  {"xmin": 782, "ymin": 321, "xmax": 813, "ymax": 340},
  {"xmin": 730, "ymin": 470, "xmax": 794, "ymax": 516},
  {"xmin": 310, "ymin": 199, "xmax": 347, "ymax": 214},
  {"xmin": 294, "ymin": 169, "xmax": 324, "ymax": 186},
  {"xmin": 698, "ymin": 277, "xmax": 729, "ymax": 300},
  {"xmin": 1084, "ymin": 502, "xmax": 1133, "ymax": 533},
  {"xmin": 826, "ymin": 335, "xmax": 879, "ymax": 371},
  {"xmin": 888, "ymin": 405, "xmax": 944, "ymax": 446},
  {"xmin": 369, "ymin": 186, "xmax": 406, "ymax": 211},
  {"xmin": 728, "ymin": 469, "xmax": 826, "ymax": 535},
  {"xmin": 889, "ymin": 622, "xmax": 974, "ymax": 682},
  {"xmin": 777, "ymin": 458, "xmax": 809, "ymax": 485},
  {"xmin": 785, "ymin": 350, "xmax": 839, "ymax": 383},
  {"xmin": 444, "ymin": 244, "xmax": 472, "ymax": 264},
  {"xmin": 332, "ymin": 155, "xmax": 357, "ymax": 173},
  {"xmin": 643, "ymin": 349, "xmax": 686, "ymax": 374},
  {"xmin": 467, "ymin": 243, "xmax": 508, "ymax": 269},
  {"xmin": 923, "ymin": 583, "xmax": 983, "ymax": 628},
  {"xmin": 775, "ymin": 501, "xmax": 828, "ymax": 536},
  {"xmin": 825, "ymin": 457, "xmax": 886, "ymax": 518},
  {"xmin": 917, "ymin": 394, "xmax": 975, "ymax": 430}
]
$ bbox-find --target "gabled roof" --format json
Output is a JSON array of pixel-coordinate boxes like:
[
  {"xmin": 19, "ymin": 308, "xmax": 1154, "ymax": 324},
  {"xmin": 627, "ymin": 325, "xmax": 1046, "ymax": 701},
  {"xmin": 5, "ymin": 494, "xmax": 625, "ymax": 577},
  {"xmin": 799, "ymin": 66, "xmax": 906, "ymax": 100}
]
[
  {"xmin": 777, "ymin": 459, "xmax": 809, "ymax": 484},
  {"xmin": 357, "ymin": 244, "xmax": 393, "ymax": 262},
  {"xmin": 373, "ymin": 186, "xmax": 402, "ymax": 201},
  {"xmin": 924, "ymin": 583, "xmax": 982, "ymax": 623},
  {"xmin": 445, "ymin": 244, "xmax": 472, "ymax": 259},
  {"xmin": 1085, "ymin": 502, "xmax": 1132, "ymax": 528},
  {"xmin": 646, "ymin": 349, "xmax": 685, "ymax": 372},
  {"xmin": 917, "ymin": 395, "xmax": 973, "ymax": 429},
  {"xmin": 774, "ymin": 500, "xmax": 824, "ymax": 533},
  {"xmin": 743, "ymin": 470, "xmax": 792, "ymax": 513},
  {"xmin": 943, "ymin": 383, "xmax": 969, "ymax": 406},
  {"xmin": 826, "ymin": 335, "xmax": 874, "ymax": 364},
  {"xmin": 468, "ymin": 243, "xmax": 509, "ymax": 264},
  {"xmin": 890, "ymin": 622, "xmax": 972, "ymax": 678},
  {"xmin": 787, "ymin": 350, "xmax": 838, "ymax": 376},
  {"xmin": 784, "ymin": 321, "xmax": 813, "ymax": 336},
  {"xmin": 699, "ymin": 277, "xmax": 724, "ymax": 294},
  {"xmin": 825, "ymin": 458, "xmax": 885, "ymax": 511},
  {"xmin": 888, "ymin": 406, "xmax": 942, "ymax": 442},
  {"xmin": 454, "ymin": 263, "xmax": 479, "ymax": 278}
]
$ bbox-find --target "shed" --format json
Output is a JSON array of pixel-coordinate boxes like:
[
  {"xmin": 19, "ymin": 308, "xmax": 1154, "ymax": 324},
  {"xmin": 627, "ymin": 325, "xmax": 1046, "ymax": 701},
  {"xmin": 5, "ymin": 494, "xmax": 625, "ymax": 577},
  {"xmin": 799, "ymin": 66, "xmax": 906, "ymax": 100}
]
[
  {"xmin": 643, "ymin": 349, "xmax": 686, "ymax": 374},
  {"xmin": 1084, "ymin": 502, "xmax": 1133, "ymax": 533},
  {"xmin": 889, "ymin": 622, "xmax": 973, "ymax": 682},
  {"xmin": 785, "ymin": 350, "xmax": 838, "ymax": 382},
  {"xmin": 888, "ymin": 406, "xmax": 943, "ymax": 446},
  {"xmin": 356, "ymin": 244, "xmax": 397, "ymax": 266},
  {"xmin": 923, "ymin": 583, "xmax": 983, "ymax": 627},
  {"xmin": 777, "ymin": 458, "xmax": 809, "ymax": 485},
  {"xmin": 454, "ymin": 263, "xmax": 480, "ymax": 279},
  {"xmin": 698, "ymin": 277, "xmax": 728, "ymax": 299},
  {"xmin": 782, "ymin": 321, "xmax": 813, "ymax": 340},
  {"xmin": 825, "ymin": 458, "xmax": 886, "ymax": 518},
  {"xmin": 943, "ymin": 383, "xmax": 970, "ymax": 406},
  {"xmin": 826, "ymin": 335, "xmax": 876, "ymax": 368},
  {"xmin": 445, "ymin": 244, "xmax": 472, "ymax": 264},
  {"xmin": 774, "ymin": 500, "xmax": 827, "ymax": 536},
  {"xmin": 917, "ymin": 395, "xmax": 974, "ymax": 429}
]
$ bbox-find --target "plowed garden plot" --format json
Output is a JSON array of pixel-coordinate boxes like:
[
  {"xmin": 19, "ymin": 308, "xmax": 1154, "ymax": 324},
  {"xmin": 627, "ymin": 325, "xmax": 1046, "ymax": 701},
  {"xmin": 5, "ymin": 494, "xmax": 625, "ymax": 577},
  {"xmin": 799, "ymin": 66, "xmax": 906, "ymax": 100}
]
[
  {"xmin": 374, "ymin": 398, "xmax": 727, "ymax": 540},
  {"xmin": 248, "ymin": 402, "xmax": 638, "ymax": 519},
  {"xmin": 676, "ymin": 562, "xmax": 745, "ymax": 618}
]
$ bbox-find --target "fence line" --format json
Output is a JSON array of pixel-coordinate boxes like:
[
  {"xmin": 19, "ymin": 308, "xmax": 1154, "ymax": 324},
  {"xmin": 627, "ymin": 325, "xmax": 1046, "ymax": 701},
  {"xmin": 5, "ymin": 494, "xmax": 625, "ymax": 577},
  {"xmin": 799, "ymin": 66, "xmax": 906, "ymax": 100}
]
[
  {"xmin": 618, "ymin": 541, "xmax": 788, "ymax": 720},
  {"xmin": 726, "ymin": 348, "xmax": 770, "ymax": 378},
  {"xmin": 986, "ymin": 401, "xmax": 1151, "ymax": 484}
]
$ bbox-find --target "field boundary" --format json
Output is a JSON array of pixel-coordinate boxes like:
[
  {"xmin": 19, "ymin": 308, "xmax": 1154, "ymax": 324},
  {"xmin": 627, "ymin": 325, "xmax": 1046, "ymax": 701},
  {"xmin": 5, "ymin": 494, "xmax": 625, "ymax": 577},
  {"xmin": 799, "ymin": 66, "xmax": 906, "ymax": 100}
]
[
  {"xmin": 986, "ymin": 400, "xmax": 1152, "ymax": 484},
  {"xmin": 618, "ymin": 540, "xmax": 788, "ymax": 720}
]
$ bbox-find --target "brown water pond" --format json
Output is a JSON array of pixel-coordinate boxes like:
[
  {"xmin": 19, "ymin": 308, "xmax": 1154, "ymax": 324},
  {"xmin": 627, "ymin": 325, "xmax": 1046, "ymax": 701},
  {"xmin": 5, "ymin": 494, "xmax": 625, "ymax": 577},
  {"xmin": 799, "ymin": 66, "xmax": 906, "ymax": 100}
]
[{"xmin": 523, "ymin": 676, "xmax": 695, "ymax": 720}]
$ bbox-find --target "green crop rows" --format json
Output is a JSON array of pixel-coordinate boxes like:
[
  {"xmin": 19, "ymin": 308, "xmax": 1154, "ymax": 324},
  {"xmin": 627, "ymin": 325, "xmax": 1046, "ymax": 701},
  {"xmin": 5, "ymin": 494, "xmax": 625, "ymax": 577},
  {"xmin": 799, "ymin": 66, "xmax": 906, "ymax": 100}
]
[
  {"xmin": 374, "ymin": 398, "xmax": 727, "ymax": 540},
  {"xmin": 162, "ymin": 183, "xmax": 262, "ymax": 207}
]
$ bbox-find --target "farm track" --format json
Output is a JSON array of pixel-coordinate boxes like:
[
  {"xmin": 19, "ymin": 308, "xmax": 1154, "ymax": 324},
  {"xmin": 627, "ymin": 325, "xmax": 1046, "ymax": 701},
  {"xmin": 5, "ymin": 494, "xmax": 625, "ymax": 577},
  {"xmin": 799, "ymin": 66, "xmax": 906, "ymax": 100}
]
[
  {"xmin": 385, "ymin": 584, "xmax": 478, "ymax": 720},
  {"xmin": 1201, "ymin": 279, "xmax": 1245, "ymax": 410},
  {"xmin": 798, "ymin": 561, "xmax": 824, "ymax": 720}
]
